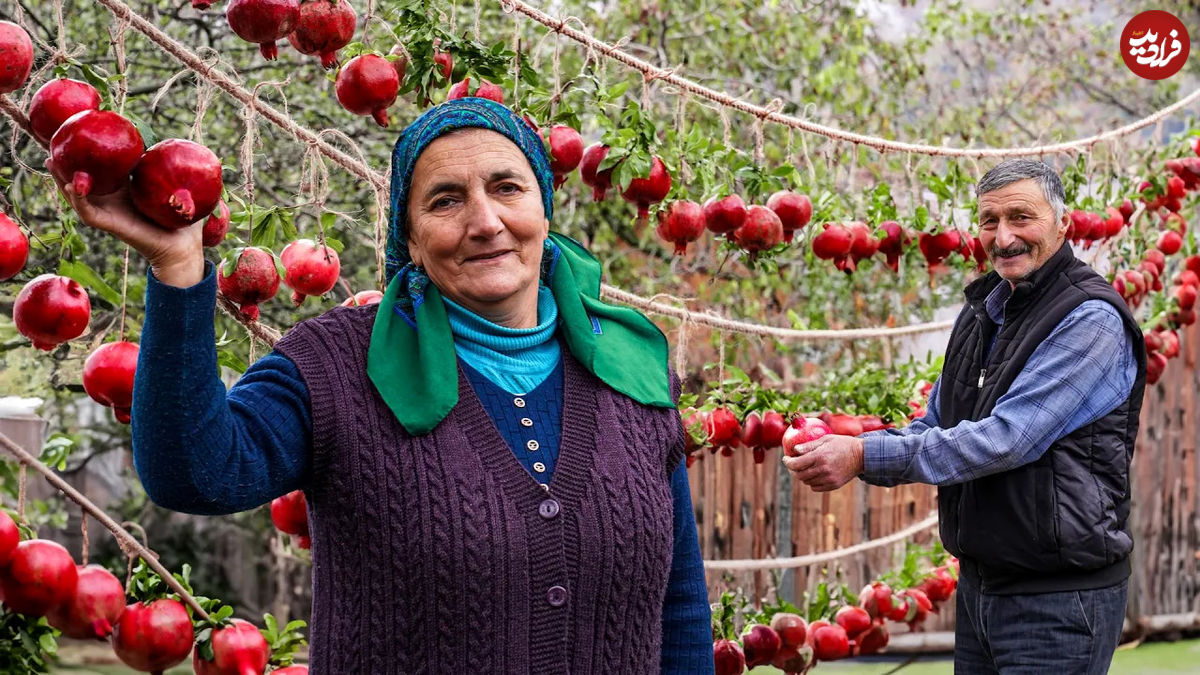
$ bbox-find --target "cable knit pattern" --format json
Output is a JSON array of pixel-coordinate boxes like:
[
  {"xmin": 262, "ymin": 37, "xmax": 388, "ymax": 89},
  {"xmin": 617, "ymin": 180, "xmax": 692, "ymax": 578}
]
[{"xmin": 274, "ymin": 304, "xmax": 684, "ymax": 674}]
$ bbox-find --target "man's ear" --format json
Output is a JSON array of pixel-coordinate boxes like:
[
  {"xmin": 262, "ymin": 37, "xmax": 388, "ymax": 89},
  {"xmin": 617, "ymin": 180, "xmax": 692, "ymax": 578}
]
[{"xmin": 1058, "ymin": 212, "xmax": 1071, "ymax": 236}]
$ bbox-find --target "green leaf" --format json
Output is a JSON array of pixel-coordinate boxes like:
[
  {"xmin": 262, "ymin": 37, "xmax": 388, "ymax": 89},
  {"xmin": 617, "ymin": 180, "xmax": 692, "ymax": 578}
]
[
  {"xmin": 323, "ymin": 237, "xmax": 344, "ymax": 254},
  {"xmin": 57, "ymin": 259, "xmax": 121, "ymax": 307},
  {"xmin": 217, "ymin": 348, "xmax": 248, "ymax": 374}
]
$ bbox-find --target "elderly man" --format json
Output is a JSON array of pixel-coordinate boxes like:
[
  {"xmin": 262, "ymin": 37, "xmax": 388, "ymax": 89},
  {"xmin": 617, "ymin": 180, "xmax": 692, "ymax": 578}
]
[{"xmin": 785, "ymin": 159, "xmax": 1145, "ymax": 673}]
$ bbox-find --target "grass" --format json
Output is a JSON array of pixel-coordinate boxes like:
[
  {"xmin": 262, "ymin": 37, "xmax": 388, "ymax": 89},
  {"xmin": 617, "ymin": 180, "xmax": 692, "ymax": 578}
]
[{"xmin": 48, "ymin": 639, "xmax": 1200, "ymax": 674}]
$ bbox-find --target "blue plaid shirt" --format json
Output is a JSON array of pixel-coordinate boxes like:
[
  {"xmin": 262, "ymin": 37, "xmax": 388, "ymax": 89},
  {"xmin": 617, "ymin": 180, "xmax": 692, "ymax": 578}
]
[{"xmin": 861, "ymin": 284, "xmax": 1137, "ymax": 487}]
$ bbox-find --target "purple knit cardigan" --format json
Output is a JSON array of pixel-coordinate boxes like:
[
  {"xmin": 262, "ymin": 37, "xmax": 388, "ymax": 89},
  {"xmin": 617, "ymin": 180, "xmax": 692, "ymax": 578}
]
[{"xmin": 274, "ymin": 305, "xmax": 686, "ymax": 674}]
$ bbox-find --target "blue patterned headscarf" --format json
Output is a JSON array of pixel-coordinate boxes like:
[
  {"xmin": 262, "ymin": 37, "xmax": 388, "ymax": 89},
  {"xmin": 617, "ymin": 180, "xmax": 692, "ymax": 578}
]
[{"xmin": 385, "ymin": 97, "xmax": 555, "ymax": 283}]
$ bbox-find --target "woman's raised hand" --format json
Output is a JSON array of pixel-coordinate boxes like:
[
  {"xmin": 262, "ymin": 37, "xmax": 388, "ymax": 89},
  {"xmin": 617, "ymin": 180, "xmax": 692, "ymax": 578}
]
[{"xmin": 48, "ymin": 161, "xmax": 205, "ymax": 288}]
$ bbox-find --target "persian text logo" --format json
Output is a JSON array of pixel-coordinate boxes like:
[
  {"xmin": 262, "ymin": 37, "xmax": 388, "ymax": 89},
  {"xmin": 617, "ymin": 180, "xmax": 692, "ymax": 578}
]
[{"xmin": 1121, "ymin": 10, "xmax": 1189, "ymax": 80}]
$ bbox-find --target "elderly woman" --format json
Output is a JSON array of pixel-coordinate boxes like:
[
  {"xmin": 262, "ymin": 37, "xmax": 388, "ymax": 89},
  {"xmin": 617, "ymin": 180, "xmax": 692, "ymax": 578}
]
[{"xmin": 56, "ymin": 98, "xmax": 713, "ymax": 673}]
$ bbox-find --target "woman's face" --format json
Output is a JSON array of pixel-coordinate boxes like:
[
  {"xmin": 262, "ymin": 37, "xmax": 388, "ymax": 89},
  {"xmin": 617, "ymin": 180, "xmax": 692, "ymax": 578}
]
[{"xmin": 407, "ymin": 129, "xmax": 549, "ymax": 327}]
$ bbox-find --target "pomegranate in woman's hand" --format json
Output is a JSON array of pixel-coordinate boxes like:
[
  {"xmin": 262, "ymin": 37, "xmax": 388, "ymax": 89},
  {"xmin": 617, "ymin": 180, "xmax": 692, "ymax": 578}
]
[
  {"xmin": 130, "ymin": 139, "xmax": 224, "ymax": 230},
  {"xmin": 226, "ymin": 0, "xmax": 300, "ymax": 61},
  {"xmin": 281, "ymin": 239, "xmax": 340, "ymax": 305},
  {"xmin": 0, "ymin": 210, "xmax": 29, "ymax": 281},
  {"xmin": 112, "ymin": 598, "xmax": 195, "ymax": 673},
  {"xmin": 336, "ymin": 54, "xmax": 400, "ymax": 127},
  {"xmin": 218, "ymin": 247, "xmax": 281, "ymax": 321},
  {"xmin": 47, "ymin": 564, "xmax": 126, "ymax": 640},
  {"xmin": 193, "ymin": 619, "xmax": 270, "ymax": 675},
  {"xmin": 287, "ymin": 0, "xmax": 356, "ymax": 69},
  {"xmin": 28, "ymin": 79, "xmax": 102, "ymax": 144},
  {"xmin": 49, "ymin": 110, "xmax": 144, "ymax": 197},
  {"xmin": 82, "ymin": 341, "xmax": 139, "ymax": 424},
  {"xmin": 0, "ymin": 539, "xmax": 78, "ymax": 617},
  {"xmin": 0, "ymin": 21, "xmax": 33, "ymax": 94},
  {"xmin": 14, "ymin": 274, "xmax": 91, "ymax": 351}
]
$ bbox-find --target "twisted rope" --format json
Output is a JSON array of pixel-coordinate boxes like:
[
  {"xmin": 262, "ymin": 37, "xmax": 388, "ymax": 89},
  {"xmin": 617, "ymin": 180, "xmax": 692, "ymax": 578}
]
[{"xmin": 704, "ymin": 513, "xmax": 938, "ymax": 570}]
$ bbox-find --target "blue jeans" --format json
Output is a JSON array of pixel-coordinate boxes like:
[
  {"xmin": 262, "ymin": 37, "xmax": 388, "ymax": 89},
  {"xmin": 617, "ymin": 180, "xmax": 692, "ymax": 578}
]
[{"xmin": 954, "ymin": 571, "xmax": 1128, "ymax": 674}]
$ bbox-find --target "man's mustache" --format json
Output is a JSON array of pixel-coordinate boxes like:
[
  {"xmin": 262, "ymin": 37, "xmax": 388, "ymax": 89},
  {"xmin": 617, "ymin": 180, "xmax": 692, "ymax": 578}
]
[{"xmin": 990, "ymin": 243, "xmax": 1032, "ymax": 258}]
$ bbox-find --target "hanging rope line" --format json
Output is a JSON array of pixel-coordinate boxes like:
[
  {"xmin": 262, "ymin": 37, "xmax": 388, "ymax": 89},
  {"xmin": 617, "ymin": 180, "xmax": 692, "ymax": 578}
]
[
  {"xmin": 0, "ymin": 432, "xmax": 211, "ymax": 621},
  {"xmin": 704, "ymin": 513, "xmax": 939, "ymax": 571},
  {"xmin": 497, "ymin": 0, "xmax": 1200, "ymax": 158},
  {"xmin": 601, "ymin": 285, "xmax": 957, "ymax": 339}
]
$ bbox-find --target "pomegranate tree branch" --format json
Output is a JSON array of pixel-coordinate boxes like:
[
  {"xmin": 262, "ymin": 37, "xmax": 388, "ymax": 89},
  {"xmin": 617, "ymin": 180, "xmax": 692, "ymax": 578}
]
[
  {"xmin": 498, "ymin": 0, "xmax": 1200, "ymax": 158},
  {"xmin": 0, "ymin": 431, "xmax": 211, "ymax": 621}
]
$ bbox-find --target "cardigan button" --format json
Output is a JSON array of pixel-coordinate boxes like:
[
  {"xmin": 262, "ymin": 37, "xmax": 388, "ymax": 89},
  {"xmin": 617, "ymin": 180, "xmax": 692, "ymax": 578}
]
[
  {"xmin": 526, "ymin": 439, "xmax": 540, "ymax": 452},
  {"xmin": 547, "ymin": 585, "xmax": 567, "ymax": 607},
  {"xmin": 514, "ymin": 397, "xmax": 526, "ymax": 408},
  {"xmin": 533, "ymin": 461, "xmax": 547, "ymax": 473},
  {"xmin": 521, "ymin": 417, "xmax": 534, "ymax": 427},
  {"xmin": 539, "ymin": 498, "xmax": 560, "ymax": 519}
]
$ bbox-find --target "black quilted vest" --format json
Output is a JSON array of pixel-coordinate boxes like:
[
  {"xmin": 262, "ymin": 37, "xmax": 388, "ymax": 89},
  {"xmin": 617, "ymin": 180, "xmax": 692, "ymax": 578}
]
[{"xmin": 938, "ymin": 243, "xmax": 1146, "ymax": 594}]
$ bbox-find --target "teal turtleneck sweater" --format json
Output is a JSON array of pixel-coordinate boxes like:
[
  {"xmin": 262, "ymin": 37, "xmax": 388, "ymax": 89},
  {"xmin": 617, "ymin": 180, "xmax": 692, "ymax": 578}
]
[{"xmin": 443, "ymin": 285, "xmax": 562, "ymax": 394}]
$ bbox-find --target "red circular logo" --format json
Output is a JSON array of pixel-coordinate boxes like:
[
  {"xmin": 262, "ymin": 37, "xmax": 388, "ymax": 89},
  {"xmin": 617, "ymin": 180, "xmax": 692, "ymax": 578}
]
[{"xmin": 1122, "ymin": 11, "xmax": 1190, "ymax": 80}]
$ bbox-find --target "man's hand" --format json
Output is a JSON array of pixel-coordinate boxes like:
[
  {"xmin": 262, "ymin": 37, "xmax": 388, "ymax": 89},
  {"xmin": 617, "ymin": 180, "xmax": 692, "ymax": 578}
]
[{"xmin": 782, "ymin": 435, "xmax": 865, "ymax": 492}]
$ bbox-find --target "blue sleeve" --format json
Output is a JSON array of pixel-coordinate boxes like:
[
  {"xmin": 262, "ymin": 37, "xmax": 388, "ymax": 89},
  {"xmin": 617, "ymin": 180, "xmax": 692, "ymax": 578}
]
[
  {"xmin": 861, "ymin": 300, "xmax": 1136, "ymax": 487},
  {"xmin": 659, "ymin": 462, "xmax": 714, "ymax": 675},
  {"xmin": 131, "ymin": 263, "xmax": 312, "ymax": 515}
]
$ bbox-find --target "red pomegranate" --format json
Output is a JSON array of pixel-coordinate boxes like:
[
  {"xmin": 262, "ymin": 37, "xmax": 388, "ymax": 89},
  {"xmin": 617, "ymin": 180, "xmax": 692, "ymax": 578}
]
[
  {"xmin": 28, "ymin": 79, "xmax": 102, "ymax": 144},
  {"xmin": 703, "ymin": 407, "xmax": 741, "ymax": 448},
  {"xmin": 193, "ymin": 0, "xmax": 217, "ymax": 9},
  {"xmin": 0, "ymin": 21, "xmax": 33, "ymax": 94},
  {"xmin": 834, "ymin": 605, "xmax": 872, "ymax": 639},
  {"xmin": 14, "ymin": 274, "xmax": 91, "ymax": 351},
  {"xmin": 0, "ymin": 510, "xmax": 17, "ymax": 567},
  {"xmin": 287, "ymin": 0, "xmax": 356, "ymax": 69},
  {"xmin": 47, "ymin": 564, "xmax": 126, "ymax": 640},
  {"xmin": 446, "ymin": 77, "xmax": 471, "ymax": 100},
  {"xmin": 49, "ymin": 110, "xmax": 144, "ymax": 197},
  {"xmin": 655, "ymin": 199, "xmax": 705, "ymax": 255},
  {"xmin": 547, "ymin": 125, "xmax": 584, "ymax": 189},
  {"xmin": 772, "ymin": 645, "xmax": 813, "ymax": 672},
  {"xmin": 433, "ymin": 49, "xmax": 453, "ymax": 79},
  {"xmin": 0, "ymin": 210, "xmax": 29, "ymax": 280},
  {"xmin": 620, "ymin": 156, "xmax": 671, "ymax": 227},
  {"xmin": 203, "ymin": 200, "xmax": 232, "ymax": 247},
  {"xmin": 782, "ymin": 416, "xmax": 831, "ymax": 457},
  {"xmin": 859, "ymin": 581, "xmax": 894, "ymax": 620},
  {"xmin": 811, "ymin": 623, "xmax": 850, "ymax": 661},
  {"xmin": 0, "ymin": 539, "xmax": 78, "ymax": 617},
  {"xmin": 193, "ymin": 619, "xmax": 270, "ymax": 675},
  {"xmin": 769, "ymin": 612, "xmax": 807, "ymax": 650},
  {"xmin": 217, "ymin": 247, "xmax": 281, "ymax": 321},
  {"xmin": 112, "ymin": 598, "xmax": 194, "ymax": 673},
  {"xmin": 281, "ymin": 239, "xmax": 340, "ymax": 305},
  {"xmin": 703, "ymin": 194, "xmax": 748, "ymax": 238},
  {"xmin": 824, "ymin": 412, "xmax": 864, "ymax": 436},
  {"xmin": 82, "ymin": 341, "xmax": 139, "ymax": 424},
  {"xmin": 856, "ymin": 623, "xmax": 890, "ymax": 655},
  {"xmin": 759, "ymin": 410, "xmax": 788, "ymax": 449},
  {"xmin": 130, "ymin": 139, "xmax": 224, "ymax": 230},
  {"xmin": 340, "ymin": 289, "xmax": 383, "ymax": 307},
  {"xmin": 712, "ymin": 639, "xmax": 745, "ymax": 675},
  {"xmin": 270, "ymin": 490, "xmax": 309, "ymax": 537},
  {"xmin": 579, "ymin": 143, "xmax": 615, "ymax": 201},
  {"xmin": 766, "ymin": 190, "xmax": 812, "ymax": 242},
  {"xmin": 226, "ymin": 0, "xmax": 300, "ymax": 60},
  {"xmin": 742, "ymin": 624, "xmax": 782, "ymax": 668},
  {"xmin": 811, "ymin": 222, "xmax": 853, "ymax": 260},
  {"xmin": 448, "ymin": 78, "xmax": 504, "ymax": 103},
  {"xmin": 877, "ymin": 221, "xmax": 908, "ymax": 272},
  {"xmin": 733, "ymin": 204, "xmax": 784, "ymax": 255},
  {"xmin": 388, "ymin": 44, "xmax": 408, "ymax": 82},
  {"xmin": 335, "ymin": 53, "xmax": 400, "ymax": 127},
  {"xmin": 1103, "ymin": 206, "xmax": 1124, "ymax": 238}
]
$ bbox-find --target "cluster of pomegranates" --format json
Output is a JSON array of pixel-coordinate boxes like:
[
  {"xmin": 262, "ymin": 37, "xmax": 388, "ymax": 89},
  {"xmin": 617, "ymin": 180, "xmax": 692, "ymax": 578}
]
[
  {"xmin": 217, "ymin": 239, "xmax": 342, "ymax": 321},
  {"xmin": 713, "ymin": 559, "xmax": 958, "ymax": 674},
  {"xmin": 682, "ymin": 408, "xmax": 901, "ymax": 468},
  {"xmin": 0, "ymin": 510, "xmax": 307, "ymax": 674},
  {"xmin": 656, "ymin": 191, "xmax": 813, "ymax": 259}
]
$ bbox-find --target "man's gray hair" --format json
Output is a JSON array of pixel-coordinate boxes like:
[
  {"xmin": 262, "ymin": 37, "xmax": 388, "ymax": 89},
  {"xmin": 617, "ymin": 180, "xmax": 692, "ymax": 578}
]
[{"xmin": 976, "ymin": 159, "xmax": 1066, "ymax": 223}]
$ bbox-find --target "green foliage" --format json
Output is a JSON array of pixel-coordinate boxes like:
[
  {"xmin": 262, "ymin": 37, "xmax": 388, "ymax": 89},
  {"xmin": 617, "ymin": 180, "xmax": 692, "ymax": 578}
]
[
  {"xmin": 262, "ymin": 613, "xmax": 309, "ymax": 668},
  {"xmin": 0, "ymin": 611, "xmax": 58, "ymax": 675}
]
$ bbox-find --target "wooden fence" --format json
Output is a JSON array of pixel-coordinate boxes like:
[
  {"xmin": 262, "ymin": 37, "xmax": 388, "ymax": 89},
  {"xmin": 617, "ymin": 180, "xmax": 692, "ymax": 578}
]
[{"xmin": 691, "ymin": 322, "xmax": 1200, "ymax": 632}]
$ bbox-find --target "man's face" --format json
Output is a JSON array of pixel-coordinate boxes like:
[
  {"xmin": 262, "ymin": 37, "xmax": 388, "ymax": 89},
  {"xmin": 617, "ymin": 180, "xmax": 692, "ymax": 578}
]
[{"xmin": 977, "ymin": 179, "xmax": 1069, "ymax": 284}]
